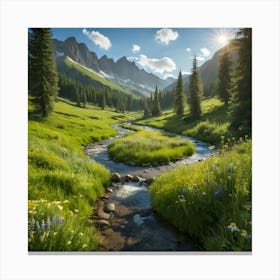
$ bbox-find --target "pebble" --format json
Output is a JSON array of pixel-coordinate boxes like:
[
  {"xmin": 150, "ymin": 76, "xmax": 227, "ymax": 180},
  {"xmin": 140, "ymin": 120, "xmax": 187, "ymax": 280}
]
[
  {"xmin": 107, "ymin": 203, "xmax": 115, "ymax": 212},
  {"xmin": 93, "ymin": 219, "xmax": 110, "ymax": 226},
  {"xmin": 107, "ymin": 188, "xmax": 113, "ymax": 193}
]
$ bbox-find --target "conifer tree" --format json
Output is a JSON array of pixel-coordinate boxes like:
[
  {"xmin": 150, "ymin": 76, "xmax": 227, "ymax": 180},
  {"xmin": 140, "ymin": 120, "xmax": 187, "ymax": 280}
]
[
  {"xmin": 230, "ymin": 28, "xmax": 252, "ymax": 135},
  {"xmin": 151, "ymin": 85, "xmax": 161, "ymax": 116},
  {"xmin": 218, "ymin": 47, "xmax": 231, "ymax": 104},
  {"xmin": 28, "ymin": 28, "xmax": 59, "ymax": 117},
  {"xmin": 143, "ymin": 98, "xmax": 151, "ymax": 118},
  {"xmin": 188, "ymin": 55, "xmax": 203, "ymax": 119},
  {"xmin": 174, "ymin": 70, "xmax": 186, "ymax": 118}
]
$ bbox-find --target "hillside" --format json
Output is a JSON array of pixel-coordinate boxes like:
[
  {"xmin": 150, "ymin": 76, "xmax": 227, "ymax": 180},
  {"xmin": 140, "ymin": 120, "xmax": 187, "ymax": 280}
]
[
  {"xmin": 57, "ymin": 56, "xmax": 145, "ymax": 98},
  {"xmin": 53, "ymin": 36, "xmax": 175, "ymax": 95},
  {"xmin": 164, "ymin": 40, "xmax": 239, "ymax": 93}
]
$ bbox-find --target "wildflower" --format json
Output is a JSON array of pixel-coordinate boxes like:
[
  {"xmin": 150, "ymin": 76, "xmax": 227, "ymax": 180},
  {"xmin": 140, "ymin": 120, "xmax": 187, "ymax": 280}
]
[
  {"xmin": 214, "ymin": 185, "xmax": 223, "ymax": 198},
  {"xmin": 57, "ymin": 205, "xmax": 63, "ymax": 211},
  {"xmin": 208, "ymin": 145, "xmax": 215, "ymax": 150},
  {"xmin": 53, "ymin": 232, "xmax": 58, "ymax": 236},
  {"xmin": 41, "ymin": 219, "xmax": 45, "ymax": 231},
  {"xmin": 29, "ymin": 218, "xmax": 35, "ymax": 231},
  {"xmin": 241, "ymin": 229, "xmax": 247, "ymax": 237},
  {"xmin": 215, "ymin": 190, "xmax": 222, "ymax": 198},
  {"xmin": 46, "ymin": 216, "xmax": 51, "ymax": 230},
  {"xmin": 82, "ymin": 244, "xmax": 88, "ymax": 248},
  {"xmin": 58, "ymin": 216, "xmax": 64, "ymax": 228},
  {"xmin": 202, "ymin": 192, "xmax": 206, "ymax": 196},
  {"xmin": 74, "ymin": 209, "xmax": 79, "ymax": 213},
  {"xmin": 35, "ymin": 221, "xmax": 41, "ymax": 233},
  {"xmin": 63, "ymin": 200, "xmax": 70, "ymax": 204},
  {"xmin": 67, "ymin": 241, "xmax": 71, "ymax": 245},
  {"xmin": 227, "ymin": 222, "xmax": 239, "ymax": 232},
  {"xmin": 79, "ymin": 232, "xmax": 84, "ymax": 236},
  {"xmin": 227, "ymin": 162, "xmax": 235, "ymax": 173}
]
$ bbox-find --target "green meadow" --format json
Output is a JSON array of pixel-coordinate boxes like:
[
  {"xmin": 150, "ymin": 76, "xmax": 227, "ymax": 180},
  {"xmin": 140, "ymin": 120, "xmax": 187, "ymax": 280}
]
[
  {"xmin": 108, "ymin": 129, "xmax": 195, "ymax": 166},
  {"xmin": 136, "ymin": 97, "xmax": 230, "ymax": 145},
  {"xmin": 150, "ymin": 140, "xmax": 252, "ymax": 251},
  {"xmin": 28, "ymin": 98, "xmax": 138, "ymax": 251}
]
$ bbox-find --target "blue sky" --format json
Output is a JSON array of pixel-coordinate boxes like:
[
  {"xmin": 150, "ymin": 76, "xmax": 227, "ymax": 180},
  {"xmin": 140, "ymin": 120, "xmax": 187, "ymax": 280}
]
[{"xmin": 52, "ymin": 28, "xmax": 238, "ymax": 79}]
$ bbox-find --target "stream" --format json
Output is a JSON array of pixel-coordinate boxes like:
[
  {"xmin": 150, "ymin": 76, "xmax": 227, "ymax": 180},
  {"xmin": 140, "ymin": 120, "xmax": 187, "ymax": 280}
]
[{"xmin": 85, "ymin": 123, "xmax": 216, "ymax": 251}]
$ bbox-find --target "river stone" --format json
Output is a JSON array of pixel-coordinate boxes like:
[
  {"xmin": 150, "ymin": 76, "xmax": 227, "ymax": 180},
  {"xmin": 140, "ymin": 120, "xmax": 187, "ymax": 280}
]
[
  {"xmin": 111, "ymin": 172, "xmax": 121, "ymax": 182},
  {"xmin": 125, "ymin": 174, "xmax": 133, "ymax": 182},
  {"xmin": 97, "ymin": 211, "xmax": 110, "ymax": 220},
  {"xmin": 101, "ymin": 194, "xmax": 110, "ymax": 199},
  {"xmin": 132, "ymin": 175, "xmax": 141, "ymax": 182},
  {"xmin": 106, "ymin": 203, "xmax": 115, "ymax": 212},
  {"xmin": 107, "ymin": 188, "xmax": 114, "ymax": 193},
  {"xmin": 93, "ymin": 219, "xmax": 110, "ymax": 226}
]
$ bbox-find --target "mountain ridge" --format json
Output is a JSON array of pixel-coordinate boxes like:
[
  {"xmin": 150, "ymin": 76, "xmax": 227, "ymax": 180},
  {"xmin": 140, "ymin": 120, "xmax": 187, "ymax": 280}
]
[{"xmin": 53, "ymin": 37, "xmax": 175, "ymax": 95}]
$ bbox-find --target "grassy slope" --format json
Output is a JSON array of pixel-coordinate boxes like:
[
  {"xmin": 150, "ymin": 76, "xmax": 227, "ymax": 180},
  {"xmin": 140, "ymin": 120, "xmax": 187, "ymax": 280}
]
[
  {"xmin": 136, "ymin": 97, "xmax": 230, "ymax": 145},
  {"xmin": 28, "ymin": 98, "xmax": 139, "ymax": 251},
  {"xmin": 150, "ymin": 141, "xmax": 252, "ymax": 251},
  {"xmin": 108, "ymin": 129, "xmax": 195, "ymax": 166},
  {"xmin": 64, "ymin": 57, "xmax": 136, "ymax": 96}
]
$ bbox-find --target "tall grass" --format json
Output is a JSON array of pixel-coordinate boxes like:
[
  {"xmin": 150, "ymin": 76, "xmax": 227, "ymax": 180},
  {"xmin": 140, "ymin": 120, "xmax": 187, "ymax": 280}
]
[
  {"xmin": 150, "ymin": 140, "xmax": 252, "ymax": 251},
  {"xmin": 108, "ymin": 130, "xmax": 195, "ymax": 166},
  {"xmin": 28, "ymin": 98, "xmax": 138, "ymax": 251}
]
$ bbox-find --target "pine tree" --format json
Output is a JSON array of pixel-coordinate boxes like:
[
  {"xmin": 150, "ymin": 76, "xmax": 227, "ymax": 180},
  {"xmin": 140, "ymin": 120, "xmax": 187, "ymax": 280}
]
[
  {"xmin": 174, "ymin": 70, "xmax": 186, "ymax": 118},
  {"xmin": 151, "ymin": 86, "xmax": 161, "ymax": 116},
  {"xmin": 230, "ymin": 28, "xmax": 252, "ymax": 136},
  {"xmin": 218, "ymin": 47, "xmax": 231, "ymax": 104},
  {"xmin": 28, "ymin": 28, "xmax": 59, "ymax": 117},
  {"xmin": 99, "ymin": 94, "xmax": 106, "ymax": 110},
  {"xmin": 143, "ymin": 98, "xmax": 151, "ymax": 118},
  {"xmin": 188, "ymin": 55, "xmax": 203, "ymax": 119}
]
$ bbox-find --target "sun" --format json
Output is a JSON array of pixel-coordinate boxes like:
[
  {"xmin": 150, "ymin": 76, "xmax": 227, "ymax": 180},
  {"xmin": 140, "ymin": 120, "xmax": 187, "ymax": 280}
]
[{"xmin": 217, "ymin": 34, "xmax": 229, "ymax": 46}]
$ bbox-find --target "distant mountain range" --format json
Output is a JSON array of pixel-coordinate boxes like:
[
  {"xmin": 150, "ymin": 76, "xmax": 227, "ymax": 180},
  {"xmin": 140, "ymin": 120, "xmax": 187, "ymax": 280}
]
[{"xmin": 53, "ymin": 37, "xmax": 175, "ymax": 95}]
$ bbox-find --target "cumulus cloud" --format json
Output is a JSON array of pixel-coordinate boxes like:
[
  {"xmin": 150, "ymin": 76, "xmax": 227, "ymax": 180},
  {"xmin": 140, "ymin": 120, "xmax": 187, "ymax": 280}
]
[
  {"xmin": 182, "ymin": 70, "xmax": 191, "ymax": 75},
  {"xmin": 155, "ymin": 28, "xmax": 179, "ymax": 45},
  {"xmin": 201, "ymin": 47, "xmax": 211, "ymax": 57},
  {"xmin": 196, "ymin": 56, "xmax": 205, "ymax": 61},
  {"xmin": 82, "ymin": 28, "xmax": 111, "ymax": 50},
  {"xmin": 186, "ymin": 48, "xmax": 191, "ymax": 52},
  {"xmin": 137, "ymin": 54, "xmax": 176, "ymax": 74},
  {"xmin": 132, "ymin": 44, "xmax": 141, "ymax": 53}
]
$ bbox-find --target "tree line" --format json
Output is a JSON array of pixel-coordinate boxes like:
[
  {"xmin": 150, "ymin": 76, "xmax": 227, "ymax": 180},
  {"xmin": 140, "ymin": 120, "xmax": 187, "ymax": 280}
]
[{"xmin": 28, "ymin": 28, "xmax": 145, "ymax": 116}]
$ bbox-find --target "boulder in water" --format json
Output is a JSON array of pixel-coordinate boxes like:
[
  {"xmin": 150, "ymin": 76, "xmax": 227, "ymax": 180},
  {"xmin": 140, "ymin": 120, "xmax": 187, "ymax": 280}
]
[
  {"xmin": 111, "ymin": 172, "xmax": 121, "ymax": 182},
  {"xmin": 125, "ymin": 174, "xmax": 133, "ymax": 182}
]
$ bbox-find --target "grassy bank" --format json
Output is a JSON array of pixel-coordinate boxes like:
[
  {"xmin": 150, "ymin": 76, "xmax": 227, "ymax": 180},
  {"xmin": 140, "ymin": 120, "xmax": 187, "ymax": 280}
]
[
  {"xmin": 108, "ymin": 129, "xmax": 195, "ymax": 166},
  {"xmin": 136, "ymin": 97, "xmax": 230, "ymax": 145},
  {"xmin": 28, "ymin": 98, "xmax": 137, "ymax": 251},
  {"xmin": 150, "ymin": 140, "xmax": 252, "ymax": 251}
]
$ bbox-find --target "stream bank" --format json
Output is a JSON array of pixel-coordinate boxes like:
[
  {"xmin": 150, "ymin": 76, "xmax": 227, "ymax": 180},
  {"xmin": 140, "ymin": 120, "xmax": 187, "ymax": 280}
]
[{"xmin": 85, "ymin": 124, "xmax": 216, "ymax": 251}]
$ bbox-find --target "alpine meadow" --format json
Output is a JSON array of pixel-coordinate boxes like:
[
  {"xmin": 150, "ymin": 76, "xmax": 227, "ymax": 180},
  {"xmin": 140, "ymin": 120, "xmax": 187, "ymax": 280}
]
[{"xmin": 28, "ymin": 27, "xmax": 252, "ymax": 252}]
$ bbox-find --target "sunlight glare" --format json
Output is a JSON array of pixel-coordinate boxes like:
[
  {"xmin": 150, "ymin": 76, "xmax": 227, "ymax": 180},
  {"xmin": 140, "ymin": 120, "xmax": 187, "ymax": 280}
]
[{"xmin": 217, "ymin": 34, "xmax": 229, "ymax": 46}]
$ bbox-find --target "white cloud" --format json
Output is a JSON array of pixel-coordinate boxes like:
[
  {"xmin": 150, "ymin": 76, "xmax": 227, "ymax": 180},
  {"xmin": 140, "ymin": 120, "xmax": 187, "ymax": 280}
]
[
  {"xmin": 201, "ymin": 47, "xmax": 211, "ymax": 57},
  {"xmin": 132, "ymin": 44, "xmax": 141, "ymax": 53},
  {"xmin": 182, "ymin": 71, "xmax": 191, "ymax": 75},
  {"xmin": 186, "ymin": 48, "xmax": 191, "ymax": 52},
  {"xmin": 82, "ymin": 28, "xmax": 111, "ymax": 50},
  {"xmin": 196, "ymin": 56, "xmax": 205, "ymax": 61},
  {"xmin": 155, "ymin": 28, "xmax": 179, "ymax": 45},
  {"xmin": 137, "ymin": 54, "xmax": 176, "ymax": 75}
]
